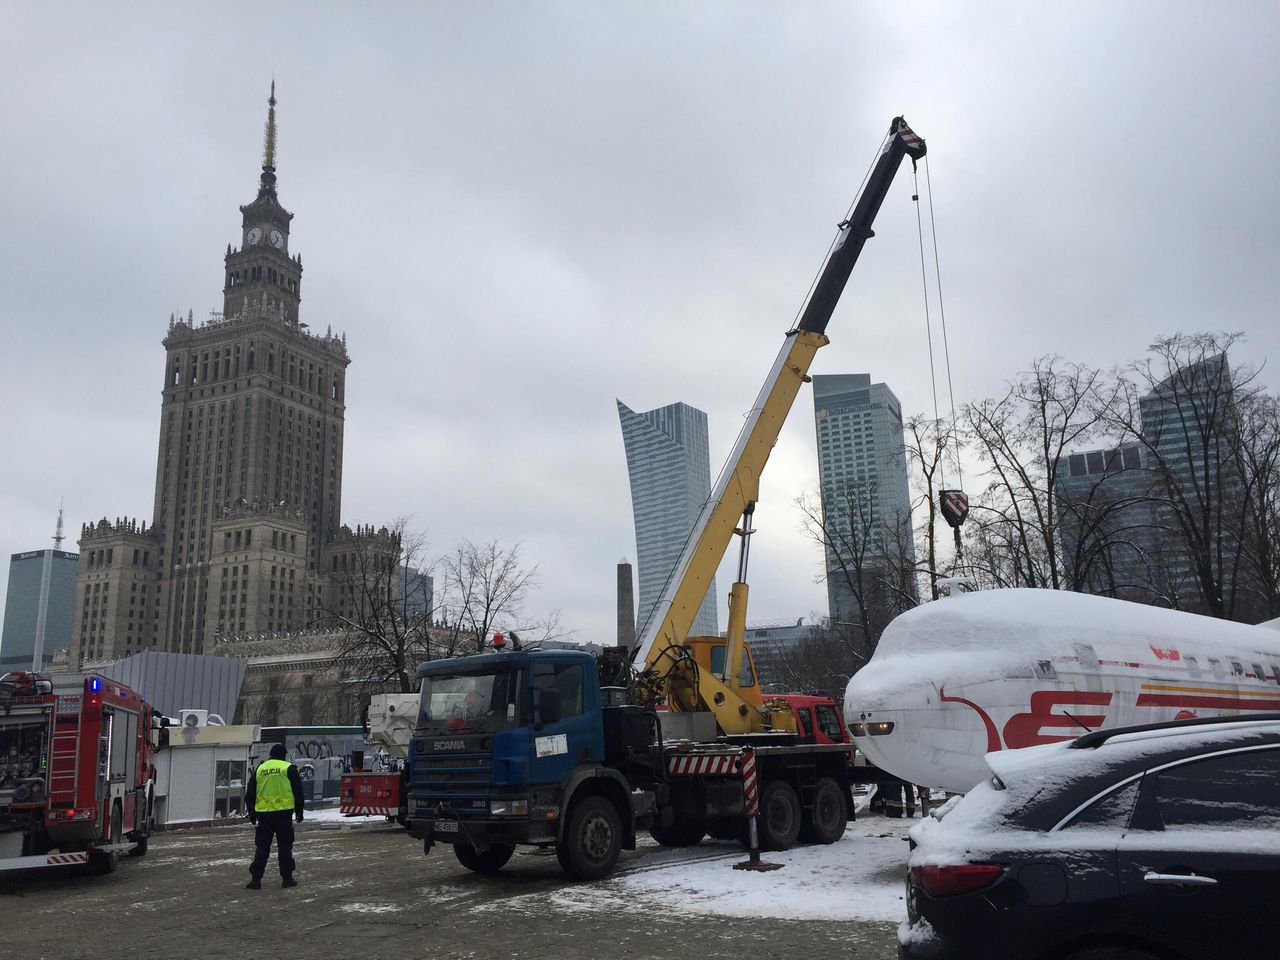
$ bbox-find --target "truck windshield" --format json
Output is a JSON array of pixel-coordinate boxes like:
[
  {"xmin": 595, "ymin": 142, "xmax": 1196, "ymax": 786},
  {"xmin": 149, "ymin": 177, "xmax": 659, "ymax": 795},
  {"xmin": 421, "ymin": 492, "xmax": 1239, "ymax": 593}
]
[{"xmin": 418, "ymin": 668, "xmax": 525, "ymax": 735}]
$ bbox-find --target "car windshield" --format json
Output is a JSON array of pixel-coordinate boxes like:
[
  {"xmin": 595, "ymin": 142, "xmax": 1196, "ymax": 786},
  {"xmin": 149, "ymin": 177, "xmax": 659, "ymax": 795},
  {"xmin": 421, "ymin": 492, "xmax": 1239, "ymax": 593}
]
[{"xmin": 418, "ymin": 668, "xmax": 525, "ymax": 735}]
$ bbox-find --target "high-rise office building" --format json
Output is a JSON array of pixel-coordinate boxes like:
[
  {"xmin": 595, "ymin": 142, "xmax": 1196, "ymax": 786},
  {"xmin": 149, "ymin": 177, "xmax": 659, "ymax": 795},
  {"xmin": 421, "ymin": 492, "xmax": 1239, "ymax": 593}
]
[
  {"xmin": 1055, "ymin": 354, "xmax": 1240, "ymax": 610},
  {"xmin": 812, "ymin": 374, "xmax": 915, "ymax": 622},
  {"xmin": 71, "ymin": 85, "xmax": 359, "ymax": 666},
  {"xmin": 1, "ymin": 512, "xmax": 79, "ymax": 671},
  {"xmin": 617, "ymin": 400, "xmax": 719, "ymax": 638}
]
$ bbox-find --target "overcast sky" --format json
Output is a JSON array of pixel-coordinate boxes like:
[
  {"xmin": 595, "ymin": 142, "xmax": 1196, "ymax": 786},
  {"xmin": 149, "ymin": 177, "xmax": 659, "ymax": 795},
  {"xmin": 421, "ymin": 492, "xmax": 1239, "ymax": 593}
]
[{"xmin": 2, "ymin": 2, "xmax": 1278, "ymax": 645}]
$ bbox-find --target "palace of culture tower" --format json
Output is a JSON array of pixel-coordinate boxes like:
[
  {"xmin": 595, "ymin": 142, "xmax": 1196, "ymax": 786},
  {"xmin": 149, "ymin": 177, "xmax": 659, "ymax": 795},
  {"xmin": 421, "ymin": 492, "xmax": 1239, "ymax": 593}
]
[{"xmin": 70, "ymin": 86, "xmax": 384, "ymax": 667}]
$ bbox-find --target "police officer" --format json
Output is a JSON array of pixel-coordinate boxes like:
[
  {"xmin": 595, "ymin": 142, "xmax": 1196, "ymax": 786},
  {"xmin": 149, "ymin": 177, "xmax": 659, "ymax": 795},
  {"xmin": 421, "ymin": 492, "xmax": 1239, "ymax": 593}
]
[{"xmin": 244, "ymin": 743, "xmax": 305, "ymax": 889}]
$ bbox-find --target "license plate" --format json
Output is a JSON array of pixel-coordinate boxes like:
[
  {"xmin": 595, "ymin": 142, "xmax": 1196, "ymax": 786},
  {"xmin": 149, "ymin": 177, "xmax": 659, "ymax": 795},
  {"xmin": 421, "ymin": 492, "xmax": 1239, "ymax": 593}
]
[{"xmin": 435, "ymin": 820, "xmax": 459, "ymax": 833}]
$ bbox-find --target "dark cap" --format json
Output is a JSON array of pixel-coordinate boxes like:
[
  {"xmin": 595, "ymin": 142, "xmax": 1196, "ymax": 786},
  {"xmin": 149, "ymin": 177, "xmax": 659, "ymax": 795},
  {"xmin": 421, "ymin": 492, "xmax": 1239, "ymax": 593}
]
[{"xmin": 269, "ymin": 743, "xmax": 288, "ymax": 760}]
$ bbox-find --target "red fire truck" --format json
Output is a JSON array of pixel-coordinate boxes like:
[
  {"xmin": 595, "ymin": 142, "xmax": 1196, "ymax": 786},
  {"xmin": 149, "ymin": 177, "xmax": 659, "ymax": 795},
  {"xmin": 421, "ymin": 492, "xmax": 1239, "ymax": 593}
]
[{"xmin": 0, "ymin": 671, "xmax": 156, "ymax": 874}]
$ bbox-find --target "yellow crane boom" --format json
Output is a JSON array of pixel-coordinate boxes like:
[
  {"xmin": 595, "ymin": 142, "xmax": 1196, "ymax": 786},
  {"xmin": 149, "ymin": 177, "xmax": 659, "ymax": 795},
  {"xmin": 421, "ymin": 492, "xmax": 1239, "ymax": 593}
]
[{"xmin": 633, "ymin": 117, "xmax": 926, "ymax": 734}]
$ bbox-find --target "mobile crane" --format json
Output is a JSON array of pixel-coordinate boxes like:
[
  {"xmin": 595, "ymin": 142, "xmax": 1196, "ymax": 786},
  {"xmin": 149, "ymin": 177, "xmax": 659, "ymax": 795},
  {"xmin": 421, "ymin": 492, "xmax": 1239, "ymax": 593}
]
[{"xmin": 406, "ymin": 117, "xmax": 926, "ymax": 880}]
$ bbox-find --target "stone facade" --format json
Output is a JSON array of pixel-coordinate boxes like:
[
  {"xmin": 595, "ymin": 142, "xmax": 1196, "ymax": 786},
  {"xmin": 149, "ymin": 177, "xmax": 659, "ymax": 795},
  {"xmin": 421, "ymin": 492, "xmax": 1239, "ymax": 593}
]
[{"xmin": 69, "ymin": 87, "xmax": 381, "ymax": 668}]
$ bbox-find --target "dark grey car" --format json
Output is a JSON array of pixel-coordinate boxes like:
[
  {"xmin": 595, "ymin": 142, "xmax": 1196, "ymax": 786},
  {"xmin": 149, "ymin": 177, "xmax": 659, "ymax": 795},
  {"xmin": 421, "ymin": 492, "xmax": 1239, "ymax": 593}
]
[{"xmin": 900, "ymin": 715, "xmax": 1280, "ymax": 960}]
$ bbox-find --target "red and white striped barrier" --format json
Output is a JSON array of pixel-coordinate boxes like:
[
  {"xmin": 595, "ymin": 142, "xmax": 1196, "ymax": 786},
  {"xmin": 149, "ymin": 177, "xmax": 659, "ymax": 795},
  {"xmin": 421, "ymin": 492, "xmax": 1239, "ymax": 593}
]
[
  {"xmin": 668, "ymin": 753, "xmax": 742, "ymax": 776},
  {"xmin": 741, "ymin": 749, "xmax": 759, "ymax": 816},
  {"xmin": 340, "ymin": 805, "xmax": 396, "ymax": 817},
  {"xmin": 0, "ymin": 850, "xmax": 91, "ymax": 873}
]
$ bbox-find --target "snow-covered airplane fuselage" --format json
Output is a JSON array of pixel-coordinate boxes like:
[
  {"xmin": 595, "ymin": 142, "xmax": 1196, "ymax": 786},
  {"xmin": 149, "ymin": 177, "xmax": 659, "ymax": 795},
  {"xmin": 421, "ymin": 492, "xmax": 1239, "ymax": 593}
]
[{"xmin": 844, "ymin": 589, "xmax": 1280, "ymax": 794}]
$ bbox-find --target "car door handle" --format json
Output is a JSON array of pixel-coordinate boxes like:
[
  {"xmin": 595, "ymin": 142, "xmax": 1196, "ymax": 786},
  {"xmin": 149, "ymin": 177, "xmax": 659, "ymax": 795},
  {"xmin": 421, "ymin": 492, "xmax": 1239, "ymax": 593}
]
[{"xmin": 1143, "ymin": 871, "xmax": 1217, "ymax": 887}]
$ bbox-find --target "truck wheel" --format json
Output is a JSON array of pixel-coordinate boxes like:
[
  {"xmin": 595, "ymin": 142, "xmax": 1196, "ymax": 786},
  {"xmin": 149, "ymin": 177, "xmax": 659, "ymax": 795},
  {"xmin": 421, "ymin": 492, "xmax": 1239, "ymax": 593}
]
[
  {"xmin": 798, "ymin": 777, "xmax": 847, "ymax": 845},
  {"xmin": 556, "ymin": 795, "xmax": 622, "ymax": 881},
  {"xmin": 454, "ymin": 841, "xmax": 514, "ymax": 874},
  {"xmin": 128, "ymin": 834, "xmax": 149, "ymax": 857},
  {"xmin": 757, "ymin": 780, "xmax": 801, "ymax": 851},
  {"xmin": 649, "ymin": 817, "xmax": 705, "ymax": 848},
  {"xmin": 89, "ymin": 804, "xmax": 122, "ymax": 875}
]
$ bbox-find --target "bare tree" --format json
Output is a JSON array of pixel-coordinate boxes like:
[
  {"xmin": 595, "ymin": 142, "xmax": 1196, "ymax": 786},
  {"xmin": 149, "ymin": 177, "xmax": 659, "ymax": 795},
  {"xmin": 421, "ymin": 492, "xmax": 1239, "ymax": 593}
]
[
  {"xmin": 1108, "ymin": 333, "xmax": 1256, "ymax": 619},
  {"xmin": 434, "ymin": 539, "xmax": 558, "ymax": 654},
  {"xmin": 796, "ymin": 475, "xmax": 915, "ymax": 666},
  {"xmin": 961, "ymin": 357, "xmax": 1122, "ymax": 591},
  {"xmin": 903, "ymin": 414, "xmax": 953, "ymax": 600},
  {"xmin": 1236, "ymin": 391, "xmax": 1280, "ymax": 619},
  {"xmin": 322, "ymin": 519, "xmax": 445, "ymax": 694}
]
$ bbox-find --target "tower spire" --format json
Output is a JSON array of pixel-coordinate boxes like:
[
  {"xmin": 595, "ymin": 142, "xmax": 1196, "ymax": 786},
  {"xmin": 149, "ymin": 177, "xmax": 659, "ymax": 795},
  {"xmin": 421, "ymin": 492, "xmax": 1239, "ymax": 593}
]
[
  {"xmin": 53, "ymin": 499, "xmax": 65, "ymax": 549},
  {"xmin": 260, "ymin": 79, "xmax": 278, "ymax": 192}
]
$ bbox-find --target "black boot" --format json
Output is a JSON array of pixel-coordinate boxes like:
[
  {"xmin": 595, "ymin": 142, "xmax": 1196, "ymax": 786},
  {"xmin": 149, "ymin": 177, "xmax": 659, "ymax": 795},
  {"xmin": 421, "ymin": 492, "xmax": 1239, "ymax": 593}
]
[
  {"xmin": 282, "ymin": 876, "xmax": 297, "ymax": 888},
  {"xmin": 245, "ymin": 878, "xmax": 261, "ymax": 890}
]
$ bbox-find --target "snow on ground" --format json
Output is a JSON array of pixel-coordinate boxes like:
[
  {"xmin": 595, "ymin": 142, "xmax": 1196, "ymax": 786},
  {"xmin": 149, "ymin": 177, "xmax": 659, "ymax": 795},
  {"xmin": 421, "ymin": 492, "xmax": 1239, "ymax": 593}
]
[
  {"xmin": 304, "ymin": 805, "xmax": 389, "ymax": 827},
  {"xmin": 495, "ymin": 815, "xmax": 914, "ymax": 924}
]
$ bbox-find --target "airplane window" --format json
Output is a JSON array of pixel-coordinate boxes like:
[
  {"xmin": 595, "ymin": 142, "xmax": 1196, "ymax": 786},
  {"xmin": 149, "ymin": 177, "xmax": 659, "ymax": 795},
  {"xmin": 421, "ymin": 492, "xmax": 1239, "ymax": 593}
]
[
  {"xmin": 1271, "ymin": 666, "xmax": 1280, "ymax": 685},
  {"xmin": 1252, "ymin": 663, "xmax": 1266, "ymax": 681},
  {"xmin": 1230, "ymin": 661, "xmax": 1245, "ymax": 677},
  {"xmin": 1033, "ymin": 660, "xmax": 1057, "ymax": 680},
  {"xmin": 1185, "ymin": 656, "xmax": 1200, "ymax": 677},
  {"xmin": 1207, "ymin": 658, "xmax": 1224, "ymax": 679},
  {"xmin": 1073, "ymin": 643, "xmax": 1100, "ymax": 671}
]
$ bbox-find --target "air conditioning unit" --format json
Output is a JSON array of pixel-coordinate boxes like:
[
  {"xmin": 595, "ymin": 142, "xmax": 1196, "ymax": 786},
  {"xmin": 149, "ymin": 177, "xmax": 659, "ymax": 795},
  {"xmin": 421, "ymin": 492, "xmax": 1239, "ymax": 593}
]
[{"xmin": 180, "ymin": 709, "xmax": 209, "ymax": 729}]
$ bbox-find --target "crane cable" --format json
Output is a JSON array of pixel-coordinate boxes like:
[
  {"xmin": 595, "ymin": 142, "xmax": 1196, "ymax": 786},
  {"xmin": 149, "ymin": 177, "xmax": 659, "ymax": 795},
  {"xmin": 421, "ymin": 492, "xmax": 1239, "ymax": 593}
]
[
  {"xmin": 912, "ymin": 154, "xmax": 967, "ymax": 560},
  {"xmin": 925, "ymin": 155, "xmax": 963, "ymax": 487}
]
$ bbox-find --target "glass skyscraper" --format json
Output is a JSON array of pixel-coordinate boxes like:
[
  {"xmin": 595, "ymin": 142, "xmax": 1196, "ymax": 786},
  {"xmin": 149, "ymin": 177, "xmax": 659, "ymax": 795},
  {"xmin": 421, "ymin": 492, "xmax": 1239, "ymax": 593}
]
[
  {"xmin": 812, "ymin": 373, "xmax": 915, "ymax": 622},
  {"xmin": 1, "ymin": 547, "xmax": 79, "ymax": 671},
  {"xmin": 617, "ymin": 400, "xmax": 719, "ymax": 639}
]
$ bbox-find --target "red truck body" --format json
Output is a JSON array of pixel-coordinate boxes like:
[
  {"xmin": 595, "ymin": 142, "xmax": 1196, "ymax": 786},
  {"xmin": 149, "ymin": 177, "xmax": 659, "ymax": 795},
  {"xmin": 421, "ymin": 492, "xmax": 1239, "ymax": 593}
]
[
  {"xmin": 772, "ymin": 693, "xmax": 853, "ymax": 747},
  {"xmin": 0, "ymin": 671, "xmax": 155, "ymax": 873},
  {"xmin": 339, "ymin": 771, "xmax": 404, "ymax": 818}
]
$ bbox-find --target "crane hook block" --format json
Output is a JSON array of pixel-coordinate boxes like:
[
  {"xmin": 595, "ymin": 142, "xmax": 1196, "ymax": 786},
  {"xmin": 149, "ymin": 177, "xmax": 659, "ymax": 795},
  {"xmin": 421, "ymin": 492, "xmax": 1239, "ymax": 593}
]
[{"xmin": 939, "ymin": 489, "xmax": 969, "ymax": 529}]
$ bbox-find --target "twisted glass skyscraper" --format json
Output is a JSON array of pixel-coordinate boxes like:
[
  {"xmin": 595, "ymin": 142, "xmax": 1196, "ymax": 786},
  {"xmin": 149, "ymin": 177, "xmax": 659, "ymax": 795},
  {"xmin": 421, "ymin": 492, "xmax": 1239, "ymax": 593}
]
[{"xmin": 617, "ymin": 400, "xmax": 719, "ymax": 639}]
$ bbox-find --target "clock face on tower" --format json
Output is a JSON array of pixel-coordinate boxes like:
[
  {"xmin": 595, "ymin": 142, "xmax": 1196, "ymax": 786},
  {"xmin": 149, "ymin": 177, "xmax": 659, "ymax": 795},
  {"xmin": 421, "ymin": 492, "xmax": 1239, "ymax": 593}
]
[
  {"xmin": 247, "ymin": 226, "xmax": 263, "ymax": 245},
  {"xmin": 269, "ymin": 229, "xmax": 284, "ymax": 249}
]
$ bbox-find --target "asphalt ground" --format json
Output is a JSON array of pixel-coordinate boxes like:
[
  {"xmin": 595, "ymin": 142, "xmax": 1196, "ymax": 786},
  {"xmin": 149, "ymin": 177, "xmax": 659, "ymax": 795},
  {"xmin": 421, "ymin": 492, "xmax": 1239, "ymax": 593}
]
[{"xmin": 0, "ymin": 817, "xmax": 903, "ymax": 960}]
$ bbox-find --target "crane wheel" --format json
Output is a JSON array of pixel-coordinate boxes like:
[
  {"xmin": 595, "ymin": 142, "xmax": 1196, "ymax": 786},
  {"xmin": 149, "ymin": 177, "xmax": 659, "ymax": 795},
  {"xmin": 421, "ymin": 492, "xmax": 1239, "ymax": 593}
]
[
  {"xmin": 798, "ymin": 777, "xmax": 847, "ymax": 845},
  {"xmin": 649, "ymin": 817, "xmax": 705, "ymax": 848},
  {"xmin": 556, "ymin": 795, "xmax": 622, "ymax": 881},
  {"xmin": 757, "ymin": 780, "xmax": 801, "ymax": 851}
]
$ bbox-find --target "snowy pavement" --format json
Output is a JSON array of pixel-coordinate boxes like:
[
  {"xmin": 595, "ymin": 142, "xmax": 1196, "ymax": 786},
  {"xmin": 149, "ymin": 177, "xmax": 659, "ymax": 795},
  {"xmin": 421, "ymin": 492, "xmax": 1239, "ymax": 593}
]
[
  {"xmin": 492, "ymin": 817, "xmax": 914, "ymax": 923},
  {"xmin": 2, "ymin": 812, "xmax": 915, "ymax": 960}
]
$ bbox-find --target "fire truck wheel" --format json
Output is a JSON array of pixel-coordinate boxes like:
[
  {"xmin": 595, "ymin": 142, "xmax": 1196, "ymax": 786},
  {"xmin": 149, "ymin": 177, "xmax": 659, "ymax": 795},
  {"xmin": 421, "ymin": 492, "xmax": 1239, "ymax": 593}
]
[
  {"xmin": 556, "ymin": 795, "xmax": 622, "ymax": 881},
  {"xmin": 453, "ymin": 841, "xmax": 515, "ymax": 874},
  {"xmin": 757, "ymin": 780, "xmax": 801, "ymax": 851},
  {"xmin": 798, "ymin": 777, "xmax": 847, "ymax": 845},
  {"xmin": 89, "ymin": 804, "xmax": 123, "ymax": 875},
  {"xmin": 128, "ymin": 834, "xmax": 149, "ymax": 857}
]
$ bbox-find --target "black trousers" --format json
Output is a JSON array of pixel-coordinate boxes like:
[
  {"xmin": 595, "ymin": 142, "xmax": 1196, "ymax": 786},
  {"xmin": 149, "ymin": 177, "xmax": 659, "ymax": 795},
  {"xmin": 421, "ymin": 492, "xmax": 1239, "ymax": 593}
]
[{"xmin": 250, "ymin": 810, "xmax": 296, "ymax": 879}]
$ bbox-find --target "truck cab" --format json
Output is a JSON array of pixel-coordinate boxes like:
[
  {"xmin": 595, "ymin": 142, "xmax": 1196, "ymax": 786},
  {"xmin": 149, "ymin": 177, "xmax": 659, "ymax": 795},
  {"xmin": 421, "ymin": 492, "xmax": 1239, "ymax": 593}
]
[{"xmin": 407, "ymin": 649, "xmax": 653, "ymax": 880}]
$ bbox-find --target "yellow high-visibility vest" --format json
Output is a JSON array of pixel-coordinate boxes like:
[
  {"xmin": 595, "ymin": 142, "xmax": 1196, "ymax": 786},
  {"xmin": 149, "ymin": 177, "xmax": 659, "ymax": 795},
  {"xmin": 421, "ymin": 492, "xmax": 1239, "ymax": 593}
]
[{"xmin": 254, "ymin": 758, "xmax": 295, "ymax": 812}]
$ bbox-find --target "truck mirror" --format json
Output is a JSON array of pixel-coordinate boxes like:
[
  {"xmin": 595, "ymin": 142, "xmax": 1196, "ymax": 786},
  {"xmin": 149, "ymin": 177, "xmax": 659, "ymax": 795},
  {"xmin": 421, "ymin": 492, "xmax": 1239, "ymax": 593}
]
[{"xmin": 537, "ymin": 689, "xmax": 562, "ymax": 727}]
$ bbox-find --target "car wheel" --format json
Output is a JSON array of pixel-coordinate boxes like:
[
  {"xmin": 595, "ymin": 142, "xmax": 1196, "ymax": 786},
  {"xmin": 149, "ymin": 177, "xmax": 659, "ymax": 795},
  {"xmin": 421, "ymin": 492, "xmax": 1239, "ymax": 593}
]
[
  {"xmin": 757, "ymin": 780, "xmax": 802, "ymax": 851},
  {"xmin": 453, "ymin": 841, "xmax": 515, "ymax": 874},
  {"xmin": 556, "ymin": 795, "xmax": 622, "ymax": 881},
  {"xmin": 799, "ymin": 777, "xmax": 847, "ymax": 844}
]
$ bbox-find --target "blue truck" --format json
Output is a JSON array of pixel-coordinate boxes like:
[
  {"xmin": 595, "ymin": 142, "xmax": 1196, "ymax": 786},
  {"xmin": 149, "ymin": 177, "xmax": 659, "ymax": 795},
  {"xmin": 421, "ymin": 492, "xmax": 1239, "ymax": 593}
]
[{"xmin": 406, "ymin": 116, "xmax": 927, "ymax": 880}]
